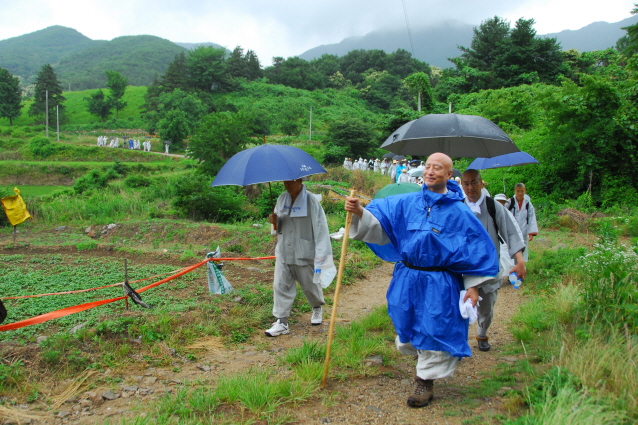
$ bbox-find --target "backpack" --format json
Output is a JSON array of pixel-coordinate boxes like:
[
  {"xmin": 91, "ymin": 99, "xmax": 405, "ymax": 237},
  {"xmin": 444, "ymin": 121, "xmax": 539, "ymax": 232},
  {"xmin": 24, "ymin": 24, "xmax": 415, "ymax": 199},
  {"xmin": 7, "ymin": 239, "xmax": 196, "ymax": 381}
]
[
  {"xmin": 485, "ymin": 196, "xmax": 504, "ymax": 245},
  {"xmin": 508, "ymin": 197, "xmax": 529, "ymax": 224}
]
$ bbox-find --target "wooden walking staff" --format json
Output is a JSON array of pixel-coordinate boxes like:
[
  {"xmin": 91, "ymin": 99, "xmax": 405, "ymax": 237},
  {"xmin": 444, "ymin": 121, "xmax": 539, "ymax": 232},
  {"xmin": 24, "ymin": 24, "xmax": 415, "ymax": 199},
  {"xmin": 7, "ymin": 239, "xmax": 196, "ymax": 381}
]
[{"xmin": 321, "ymin": 189, "xmax": 356, "ymax": 389}]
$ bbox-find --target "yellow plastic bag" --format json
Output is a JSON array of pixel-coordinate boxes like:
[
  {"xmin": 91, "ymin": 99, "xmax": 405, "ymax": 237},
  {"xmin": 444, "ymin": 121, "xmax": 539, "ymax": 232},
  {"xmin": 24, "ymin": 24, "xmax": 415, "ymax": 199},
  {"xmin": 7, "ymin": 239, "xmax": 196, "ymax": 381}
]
[{"xmin": 1, "ymin": 187, "xmax": 32, "ymax": 226}]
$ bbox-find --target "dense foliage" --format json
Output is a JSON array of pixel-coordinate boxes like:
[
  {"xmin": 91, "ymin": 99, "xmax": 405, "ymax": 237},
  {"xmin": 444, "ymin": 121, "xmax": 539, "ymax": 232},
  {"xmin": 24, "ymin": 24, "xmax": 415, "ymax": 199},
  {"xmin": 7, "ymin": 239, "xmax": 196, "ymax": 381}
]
[
  {"xmin": 0, "ymin": 67, "xmax": 22, "ymax": 125},
  {"xmin": 28, "ymin": 64, "xmax": 66, "ymax": 125}
]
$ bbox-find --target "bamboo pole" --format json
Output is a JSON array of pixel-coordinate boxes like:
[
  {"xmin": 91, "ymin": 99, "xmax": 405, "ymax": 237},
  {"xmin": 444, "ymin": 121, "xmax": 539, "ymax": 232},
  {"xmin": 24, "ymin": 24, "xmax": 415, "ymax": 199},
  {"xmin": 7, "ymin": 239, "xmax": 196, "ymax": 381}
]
[{"xmin": 321, "ymin": 189, "xmax": 356, "ymax": 389}]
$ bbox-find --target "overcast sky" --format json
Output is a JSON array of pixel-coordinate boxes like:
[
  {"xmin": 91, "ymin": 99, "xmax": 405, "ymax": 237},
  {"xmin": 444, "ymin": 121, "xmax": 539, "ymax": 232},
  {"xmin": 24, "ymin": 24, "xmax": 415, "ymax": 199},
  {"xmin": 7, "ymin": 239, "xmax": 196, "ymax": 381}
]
[{"xmin": 0, "ymin": 0, "xmax": 635, "ymax": 65}]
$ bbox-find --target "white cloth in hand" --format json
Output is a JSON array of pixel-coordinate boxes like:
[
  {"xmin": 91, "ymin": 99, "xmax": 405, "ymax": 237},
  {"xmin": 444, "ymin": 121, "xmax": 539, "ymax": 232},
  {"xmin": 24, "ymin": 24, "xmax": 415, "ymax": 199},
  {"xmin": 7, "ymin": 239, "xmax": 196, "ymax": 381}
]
[{"xmin": 459, "ymin": 290, "xmax": 480, "ymax": 324}]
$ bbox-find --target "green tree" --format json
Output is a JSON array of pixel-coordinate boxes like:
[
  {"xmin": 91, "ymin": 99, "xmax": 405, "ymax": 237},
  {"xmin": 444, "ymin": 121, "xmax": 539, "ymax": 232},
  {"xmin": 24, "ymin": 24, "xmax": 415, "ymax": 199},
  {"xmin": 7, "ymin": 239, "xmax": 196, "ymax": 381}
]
[
  {"xmin": 227, "ymin": 46, "xmax": 263, "ymax": 81},
  {"xmin": 153, "ymin": 89, "xmax": 207, "ymax": 148},
  {"xmin": 187, "ymin": 46, "xmax": 233, "ymax": 92},
  {"xmin": 105, "ymin": 70, "xmax": 128, "ymax": 119},
  {"xmin": 0, "ymin": 67, "xmax": 22, "ymax": 125},
  {"xmin": 84, "ymin": 89, "xmax": 112, "ymax": 121},
  {"xmin": 621, "ymin": 4, "xmax": 638, "ymax": 54},
  {"xmin": 496, "ymin": 18, "xmax": 564, "ymax": 87},
  {"xmin": 324, "ymin": 118, "xmax": 376, "ymax": 162},
  {"xmin": 404, "ymin": 72, "xmax": 434, "ymax": 112},
  {"xmin": 28, "ymin": 64, "xmax": 66, "ymax": 125},
  {"xmin": 534, "ymin": 75, "xmax": 638, "ymax": 205},
  {"xmin": 443, "ymin": 16, "xmax": 564, "ymax": 94},
  {"xmin": 359, "ymin": 70, "xmax": 409, "ymax": 110},
  {"xmin": 339, "ymin": 49, "xmax": 389, "ymax": 85},
  {"xmin": 189, "ymin": 111, "xmax": 253, "ymax": 175},
  {"xmin": 264, "ymin": 56, "xmax": 325, "ymax": 90},
  {"xmin": 158, "ymin": 109, "xmax": 190, "ymax": 149},
  {"xmin": 161, "ymin": 51, "xmax": 189, "ymax": 92}
]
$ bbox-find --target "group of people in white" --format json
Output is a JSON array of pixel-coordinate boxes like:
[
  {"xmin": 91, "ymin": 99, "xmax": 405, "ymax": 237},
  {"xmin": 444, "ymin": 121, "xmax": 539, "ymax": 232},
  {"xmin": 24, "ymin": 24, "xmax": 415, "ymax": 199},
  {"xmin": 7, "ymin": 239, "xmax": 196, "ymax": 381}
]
[
  {"xmin": 343, "ymin": 157, "xmax": 392, "ymax": 174},
  {"xmin": 343, "ymin": 157, "xmax": 428, "ymax": 184},
  {"xmin": 96, "ymin": 136, "xmax": 153, "ymax": 152}
]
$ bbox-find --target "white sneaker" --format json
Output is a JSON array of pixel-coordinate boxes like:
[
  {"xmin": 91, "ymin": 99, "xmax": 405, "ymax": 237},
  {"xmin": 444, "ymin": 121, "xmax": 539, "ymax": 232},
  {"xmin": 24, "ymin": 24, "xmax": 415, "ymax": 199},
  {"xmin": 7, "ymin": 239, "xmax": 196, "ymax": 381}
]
[
  {"xmin": 311, "ymin": 307, "xmax": 323, "ymax": 325},
  {"xmin": 264, "ymin": 320, "xmax": 289, "ymax": 337}
]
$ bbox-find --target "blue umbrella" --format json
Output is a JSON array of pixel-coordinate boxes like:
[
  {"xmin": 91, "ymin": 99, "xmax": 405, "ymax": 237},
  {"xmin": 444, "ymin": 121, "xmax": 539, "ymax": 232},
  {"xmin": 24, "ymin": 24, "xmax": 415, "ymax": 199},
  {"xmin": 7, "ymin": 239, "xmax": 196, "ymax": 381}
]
[
  {"xmin": 467, "ymin": 151, "xmax": 538, "ymax": 195},
  {"xmin": 467, "ymin": 151, "xmax": 538, "ymax": 170},
  {"xmin": 211, "ymin": 144, "xmax": 327, "ymax": 187}
]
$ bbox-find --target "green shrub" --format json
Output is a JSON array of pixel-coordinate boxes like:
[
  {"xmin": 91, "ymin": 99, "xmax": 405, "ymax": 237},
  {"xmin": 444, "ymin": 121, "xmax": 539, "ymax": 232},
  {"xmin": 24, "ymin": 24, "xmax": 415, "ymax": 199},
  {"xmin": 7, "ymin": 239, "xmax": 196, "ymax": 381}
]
[
  {"xmin": 576, "ymin": 241, "xmax": 638, "ymax": 329},
  {"xmin": 28, "ymin": 136, "xmax": 58, "ymax": 158},
  {"xmin": 73, "ymin": 168, "xmax": 120, "ymax": 194},
  {"xmin": 124, "ymin": 174, "xmax": 152, "ymax": 188},
  {"xmin": 76, "ymin": 241, "xmax": 98, "ymax": 251},
  {"xmin": 172, "ymin": 172, "xmax": 255, "ymax": 222}
]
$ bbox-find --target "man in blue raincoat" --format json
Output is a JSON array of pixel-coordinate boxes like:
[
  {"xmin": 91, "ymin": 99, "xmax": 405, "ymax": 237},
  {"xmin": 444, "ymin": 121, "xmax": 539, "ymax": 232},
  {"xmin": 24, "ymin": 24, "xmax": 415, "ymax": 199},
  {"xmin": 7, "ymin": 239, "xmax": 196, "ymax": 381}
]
[{"xmin": 345, "ymin": 152, "xmax": 498, "ymax": 408}]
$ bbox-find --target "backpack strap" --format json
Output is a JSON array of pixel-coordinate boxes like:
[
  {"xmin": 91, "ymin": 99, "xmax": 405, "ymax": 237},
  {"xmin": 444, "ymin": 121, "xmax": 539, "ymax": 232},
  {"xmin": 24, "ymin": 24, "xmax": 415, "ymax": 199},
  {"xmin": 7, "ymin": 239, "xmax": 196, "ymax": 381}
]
[
  {"xmin": 485, "ymin": 197, "xmax": 504, "ymax": 245},
  {"xmin": 509, "ymin": 196, "xmax": 530, "ymax": 225}
]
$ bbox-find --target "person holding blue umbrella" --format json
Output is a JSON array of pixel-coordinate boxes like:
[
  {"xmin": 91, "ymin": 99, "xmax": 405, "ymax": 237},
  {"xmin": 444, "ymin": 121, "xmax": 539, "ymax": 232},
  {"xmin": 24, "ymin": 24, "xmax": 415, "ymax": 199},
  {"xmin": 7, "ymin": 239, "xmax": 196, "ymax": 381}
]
[
  {"xmin": 265, "ymin": 177, "xmax": 336, "ymax": 337},
  {"xmin": 209, "ymin": 144, "xmax": 335, "ymax": 336}
]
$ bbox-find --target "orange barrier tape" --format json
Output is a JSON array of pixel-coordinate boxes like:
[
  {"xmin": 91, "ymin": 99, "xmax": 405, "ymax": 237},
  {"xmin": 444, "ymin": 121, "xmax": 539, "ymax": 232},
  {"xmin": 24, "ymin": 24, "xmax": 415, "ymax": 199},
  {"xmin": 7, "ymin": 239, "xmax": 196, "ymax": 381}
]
[
  {"xmin": 1, "ymin": 269, "xmax": 185, "ymax": 300},
  {"xmin": 1, "ymin": 257, "xmax": 276, "ymax": 301},
  {"xmin": 0, "ymin": 256, "xmax": 275, "ymax": 332}
]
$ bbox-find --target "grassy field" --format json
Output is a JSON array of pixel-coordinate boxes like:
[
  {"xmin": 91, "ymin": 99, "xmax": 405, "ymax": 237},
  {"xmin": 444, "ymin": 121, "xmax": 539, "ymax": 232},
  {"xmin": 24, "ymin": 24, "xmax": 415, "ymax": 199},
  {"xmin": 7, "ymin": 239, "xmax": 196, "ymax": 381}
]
[{"xmin": 8, "ymin": 86, "xmax": 148, "ymax": 127}]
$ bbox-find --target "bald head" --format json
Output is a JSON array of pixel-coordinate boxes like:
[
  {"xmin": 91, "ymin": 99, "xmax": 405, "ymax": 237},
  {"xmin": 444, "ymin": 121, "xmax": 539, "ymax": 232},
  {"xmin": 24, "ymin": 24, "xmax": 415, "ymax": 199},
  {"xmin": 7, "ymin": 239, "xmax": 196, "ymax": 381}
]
[{"xmin": 423, "ymin": 152, "xmax": 453, "ymax": 193}]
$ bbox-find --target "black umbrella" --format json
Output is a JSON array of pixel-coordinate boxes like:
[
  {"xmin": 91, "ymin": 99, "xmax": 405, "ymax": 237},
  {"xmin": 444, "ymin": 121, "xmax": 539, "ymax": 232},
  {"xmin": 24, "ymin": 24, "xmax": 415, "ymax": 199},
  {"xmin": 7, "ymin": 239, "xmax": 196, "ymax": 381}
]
[
  {"xmin": 392, "ymin": 155, "xmax": 406, "ymax": 161},
  {"xmin": 381, "ymin": 113, "xmax": 519, "ymax": 158},
  {"xmin": 382, "ymin": 152, "xmax": 397, "ymax": 159},
  {"xmin": 452, "ymin": 168, "xmax": 462, "ymax": 178}
]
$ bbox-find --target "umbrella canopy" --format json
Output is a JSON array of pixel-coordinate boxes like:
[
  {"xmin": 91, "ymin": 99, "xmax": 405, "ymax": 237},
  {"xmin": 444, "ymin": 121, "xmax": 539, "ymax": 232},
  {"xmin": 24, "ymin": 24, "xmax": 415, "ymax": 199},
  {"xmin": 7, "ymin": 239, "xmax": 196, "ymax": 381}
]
[
  {"xmin": 452, "ymin": 168, "xmax": 462, "ymax": 178},
  {"xmin": 409, "ymin": 168, "xmax": 424, "ymax": 177},
  {"xmin": 373, "ymin": 182, "xmax": 421, "ymax": 199},
  {"xmin": 467, "ymin": 151, "xmax": 539, "ymax": 170},
  {"xmin": 382, "ymin": 152, "xmax": 397, "ymax": 159},
  {"xmin": 466, "ymin": 151, "xmax": 539, "ymax": 195},
  {"xmin": 163, "ymin": 140, "xmax": 172, "ymax": 145},
  {"xmin": 392, "ymin": 155, "xmax": 406, "ymax": 161},
  {"xmin": 211, "ymin": 144, "xmax": 327, "ymax": 187},
  {"xmin": 381, "ymin": 113, "xmax": 519, "ymax": 158}
]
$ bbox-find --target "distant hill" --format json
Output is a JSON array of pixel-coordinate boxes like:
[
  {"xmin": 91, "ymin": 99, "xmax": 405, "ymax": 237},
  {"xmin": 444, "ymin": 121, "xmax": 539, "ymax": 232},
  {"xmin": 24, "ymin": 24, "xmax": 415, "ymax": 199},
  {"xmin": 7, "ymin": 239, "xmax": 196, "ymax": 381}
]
[
  {"xmin": 543, "ymin": 15, "xmax": 638, "ymax": 52},
  {"xmin": 299, "ymin": 15, "xmax": 638, "ymax": 68},
  {"xmin": 174, "ymin": 42, "xmax": 228, "ymax": 51},
  {"xmin": 55, "ymin": 35, "xmax": 187, "ymax": 90},
  {"xmin": 0, "ymin": 26, "xmax": 189, "ymax": 90},
  {"xmin": 0, "ymin": 26, "xmax": 102, "ymax": 82}
]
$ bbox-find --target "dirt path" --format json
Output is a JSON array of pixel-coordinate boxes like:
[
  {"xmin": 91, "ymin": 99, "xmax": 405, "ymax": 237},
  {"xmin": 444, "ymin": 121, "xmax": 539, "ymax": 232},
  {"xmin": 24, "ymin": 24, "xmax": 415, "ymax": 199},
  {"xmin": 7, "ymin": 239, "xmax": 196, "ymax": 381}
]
[{"xmin": 13, "ymin": 261, "xmax": 524, "ymax": 425}]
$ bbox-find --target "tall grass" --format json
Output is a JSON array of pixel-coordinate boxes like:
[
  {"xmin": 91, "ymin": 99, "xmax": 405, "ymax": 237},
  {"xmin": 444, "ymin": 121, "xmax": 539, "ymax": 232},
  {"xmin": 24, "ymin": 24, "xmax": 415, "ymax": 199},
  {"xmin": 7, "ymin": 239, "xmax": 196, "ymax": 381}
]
[{"xmin": 510, "ymin": 235, "xmax": 638, "ymax": 423}]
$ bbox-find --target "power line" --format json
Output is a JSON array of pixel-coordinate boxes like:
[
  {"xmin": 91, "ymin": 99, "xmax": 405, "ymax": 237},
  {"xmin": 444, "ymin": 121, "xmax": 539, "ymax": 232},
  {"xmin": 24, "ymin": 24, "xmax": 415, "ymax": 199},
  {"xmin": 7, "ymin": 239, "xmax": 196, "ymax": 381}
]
[{"xmin": 401, "ymin": 0, "xmax": 416, "ymax": 56}]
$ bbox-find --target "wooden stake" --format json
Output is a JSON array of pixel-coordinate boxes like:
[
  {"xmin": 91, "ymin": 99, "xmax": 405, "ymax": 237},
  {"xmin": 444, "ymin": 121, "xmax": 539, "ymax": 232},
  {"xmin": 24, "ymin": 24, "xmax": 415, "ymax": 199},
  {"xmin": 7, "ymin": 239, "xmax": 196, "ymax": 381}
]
[
  {"xmin": 321, "ymin": 189, "xmax": 356, "ymax": 389},
  {"xmin": 12, "ymin": 226, "xmax": 16, "ymax": 244}
]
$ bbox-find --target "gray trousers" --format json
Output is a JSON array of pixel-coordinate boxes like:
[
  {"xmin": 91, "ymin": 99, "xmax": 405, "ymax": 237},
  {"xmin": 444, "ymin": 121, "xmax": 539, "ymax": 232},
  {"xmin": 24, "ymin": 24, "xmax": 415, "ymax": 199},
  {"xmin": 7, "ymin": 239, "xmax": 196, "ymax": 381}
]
[
  {"xmin": 476, "ymin": 287, "xmax": 499, "ymax": 339},
  {"xmin": 272, "ymin": 261, "xmax": 325, "ymax": 319}
]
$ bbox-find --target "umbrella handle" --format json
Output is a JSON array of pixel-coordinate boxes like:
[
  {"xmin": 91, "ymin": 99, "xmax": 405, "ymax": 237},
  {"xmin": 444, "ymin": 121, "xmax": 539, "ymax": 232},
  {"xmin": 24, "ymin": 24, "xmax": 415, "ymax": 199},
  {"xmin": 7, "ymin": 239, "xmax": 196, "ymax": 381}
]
[
  {"xmin": 321, "ymin": 189, "xmax": 356, "ymax": 389},
  {"xmin": 268, "ymin": 182, "xmax": 277, "ymax": 231}
]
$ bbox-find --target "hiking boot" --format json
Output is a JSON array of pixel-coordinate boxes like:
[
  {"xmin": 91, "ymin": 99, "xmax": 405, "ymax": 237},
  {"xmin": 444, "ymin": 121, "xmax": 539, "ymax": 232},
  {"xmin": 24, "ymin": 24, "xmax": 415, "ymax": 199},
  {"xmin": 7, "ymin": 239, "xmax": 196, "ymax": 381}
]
[
  {"xmin": 311, "ymin": 306, "xmax": 323, "ymax": 325},
  {"xmin": 407, "ymin": 377, "xmax": 434, "ymax": 408},
  {"xmin": 477, "ymin": 336, "xmax": 490, "ymax": 352},
  {"xmin": 264, "ymin": 320, "xmax": 289, "ymax": 337}
]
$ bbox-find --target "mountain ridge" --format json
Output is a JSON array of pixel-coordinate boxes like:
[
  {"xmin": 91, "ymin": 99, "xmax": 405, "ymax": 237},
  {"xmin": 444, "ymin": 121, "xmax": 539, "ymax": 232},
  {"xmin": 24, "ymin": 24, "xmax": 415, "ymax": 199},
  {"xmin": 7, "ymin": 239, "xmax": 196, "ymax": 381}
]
[{"xmin": 298, "ymin": 15, "xmax": 638, "ymax": 68}]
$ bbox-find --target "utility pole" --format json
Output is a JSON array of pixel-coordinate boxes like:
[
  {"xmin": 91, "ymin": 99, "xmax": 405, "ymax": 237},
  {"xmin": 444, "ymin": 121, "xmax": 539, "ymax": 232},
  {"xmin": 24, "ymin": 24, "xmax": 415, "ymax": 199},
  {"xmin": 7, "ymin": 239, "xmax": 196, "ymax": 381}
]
[
  {"xmin": 309, "ymin": 106, "xmax": 313, "ymax": 141},
  {"xmin": 56, "ymin": 105, "xmax": 60, "ymax": 141},
  {"xmin": 45, "ymin": 90, "xmax": 49, "ymax": 138}
]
